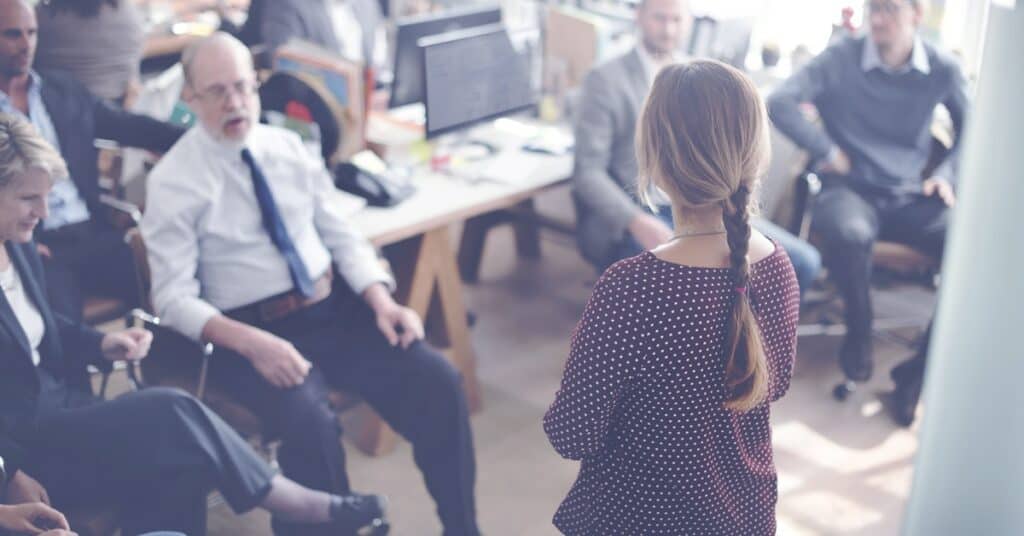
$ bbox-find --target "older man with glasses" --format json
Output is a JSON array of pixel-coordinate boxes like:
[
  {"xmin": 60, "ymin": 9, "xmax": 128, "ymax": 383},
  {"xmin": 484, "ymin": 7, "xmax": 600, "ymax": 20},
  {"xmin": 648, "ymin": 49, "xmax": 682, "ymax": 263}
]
[
  {"xmin": 767, "ymin": 0, "xmax": 969, "ymax": 426},
  {"xmin": 141, "ymin": 32, "xmax": 480, "ymax": 536}
]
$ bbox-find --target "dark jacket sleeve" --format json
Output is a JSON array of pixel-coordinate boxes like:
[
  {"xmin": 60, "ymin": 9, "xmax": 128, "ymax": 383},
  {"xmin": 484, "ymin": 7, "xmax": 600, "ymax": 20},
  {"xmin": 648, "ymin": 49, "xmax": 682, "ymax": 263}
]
[
  {"xmin": 930, "ymin": 58, "xmax": 970, "ymax": 185},
  {"xmin": 21, "ymin": 241, "xmax": 108, "ymax": 372},
  {"xmin": 0, "ymin": 433, "xmax": 28, "ymax": 481},
  {"xmin": 92, "ymin": 97, "xmax": 186, "ymax": 153},
  {"xmin": 767, "ymin": 41, "xmax": 848, "ymax": 164},
  {"xmin": 56, "ymin": 312, "xmax": 108, "ymax": 372}
]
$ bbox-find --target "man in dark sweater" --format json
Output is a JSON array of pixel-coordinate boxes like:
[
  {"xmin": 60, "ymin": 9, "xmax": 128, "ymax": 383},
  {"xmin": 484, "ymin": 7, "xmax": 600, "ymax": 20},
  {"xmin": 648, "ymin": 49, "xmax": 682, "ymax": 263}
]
[
  {"xmin": 0, "ymin": 0, "xmax": 185, "ymax": 322},
  {"xmin": 767, "ymin": 0, "xmax": 968, "ymax": 426}
]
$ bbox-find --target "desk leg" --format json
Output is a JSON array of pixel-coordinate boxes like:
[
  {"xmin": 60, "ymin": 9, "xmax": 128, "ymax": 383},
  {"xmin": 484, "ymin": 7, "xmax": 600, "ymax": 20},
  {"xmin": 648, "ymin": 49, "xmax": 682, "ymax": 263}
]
[
  {"xmin": 429, "ymin": 228, "xmax": 483, "ymax": 412},
  {"xmin": 512, "ymin": 199, "xmax": 542, "ymax": 260},
  {"xmin": 457, "ymin": 212, "xmax": 505, "ymax": 284}
]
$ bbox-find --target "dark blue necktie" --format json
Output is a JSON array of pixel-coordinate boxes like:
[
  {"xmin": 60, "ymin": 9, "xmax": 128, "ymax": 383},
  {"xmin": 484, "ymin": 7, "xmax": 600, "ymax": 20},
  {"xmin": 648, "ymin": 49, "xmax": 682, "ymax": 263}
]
[{"xmin": 240, "ymin": 148, "xmax": 316, "ymax": 297}]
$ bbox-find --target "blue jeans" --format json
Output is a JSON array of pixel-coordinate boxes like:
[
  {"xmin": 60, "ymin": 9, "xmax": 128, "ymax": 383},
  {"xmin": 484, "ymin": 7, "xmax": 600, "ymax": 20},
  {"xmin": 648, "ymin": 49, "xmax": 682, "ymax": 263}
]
[
  {"xmin": 603, "ymin": 207, "xmax": 821, "ymax": 297},
  {"xmin": 753, "ymin": 218, "xmax": 822, "ymax": 296}
]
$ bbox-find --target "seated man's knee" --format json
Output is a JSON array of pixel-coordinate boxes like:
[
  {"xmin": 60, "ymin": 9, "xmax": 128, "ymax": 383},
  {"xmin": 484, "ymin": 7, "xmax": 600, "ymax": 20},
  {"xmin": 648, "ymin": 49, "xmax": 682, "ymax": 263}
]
[
  {"xmin": 275, "ymin": 386, "xmax": 341, "ymax": 440},
  {"xmin": 412, "ymin": 344, "xmax": 467, "ymax": 413},
  {"xmin": 820, "ymin": 217, "xmax": 876, "ymax": 250}
]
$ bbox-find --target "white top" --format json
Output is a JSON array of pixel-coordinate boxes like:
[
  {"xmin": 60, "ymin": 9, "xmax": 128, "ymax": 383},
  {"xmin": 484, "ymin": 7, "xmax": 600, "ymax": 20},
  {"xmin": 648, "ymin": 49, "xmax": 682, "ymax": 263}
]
[
  {"xmin": 330, "ymin": 0, "xmax": 364, "ymax": 63},
  {"xmin": 636, "ymin": 44, "xmax": 682, "ymax": 89},
  {"xmin": 141, "ymin": 123, "xmax": 393, "ymax": 342},
  {"xmin": 329, "ymin": 0, "xmax": 387, "ymax": 70},
  {"xmin": 1, "ymin": 264, "xmax": 44, "ymax": 366}
]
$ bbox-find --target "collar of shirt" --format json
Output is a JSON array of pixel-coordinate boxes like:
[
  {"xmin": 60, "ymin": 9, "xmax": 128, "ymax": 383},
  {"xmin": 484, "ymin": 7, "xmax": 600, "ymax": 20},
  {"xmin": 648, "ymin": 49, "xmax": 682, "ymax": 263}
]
[
  {"xmin": 861, "ymin": 35, "xmax": 930, "ymax": 75},
  {"xmin": 0, "ymin": 70, "xmax": 42, "ymax": 110},
  {"xmin": 193, "ymin": 121, "xmax": 251, "ymax": 163},
  {"xmin": 636, "ymin": 44, "xmax": 680, "ymax": 88}
]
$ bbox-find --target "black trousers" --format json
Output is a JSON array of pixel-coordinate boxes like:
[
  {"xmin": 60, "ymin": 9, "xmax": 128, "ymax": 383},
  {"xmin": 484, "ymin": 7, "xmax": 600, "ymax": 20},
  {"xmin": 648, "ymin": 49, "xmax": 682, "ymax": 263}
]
[
  {"xmin": 210, "ymin": 287, "xmax": 479, "ymax": 535},
  {"xmin": 37, "ymin": 220, "xmax": 138, "ymax": 323},
  {"xmin": 22, "ymin": 370, "xmax": 274, "ymax": 536},
  {"xmin": 811, "ymin": 178, "xmax": 947, "ymax": 379}
]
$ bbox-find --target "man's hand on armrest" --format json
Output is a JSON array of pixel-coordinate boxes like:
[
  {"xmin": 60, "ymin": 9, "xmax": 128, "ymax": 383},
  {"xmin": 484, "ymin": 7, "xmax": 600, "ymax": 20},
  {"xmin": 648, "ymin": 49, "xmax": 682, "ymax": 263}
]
[{"xmin": 201, "ymin": 315, "xmax": 311, "ymax": 388}]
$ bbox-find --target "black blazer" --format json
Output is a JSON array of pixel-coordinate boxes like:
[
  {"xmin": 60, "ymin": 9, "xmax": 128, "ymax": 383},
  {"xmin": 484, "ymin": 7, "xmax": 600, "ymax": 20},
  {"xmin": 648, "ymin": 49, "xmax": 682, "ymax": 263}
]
[
  {"xmin": 37, "ymin": 69, "xmax": 186, "ymax": 218},
  {"xmin": 0, "ymin": 241, "xmax": 105, "ymax": 444},
  {"xmin": 0, "ymin": 433, "xmax": 26, "ymax": 483}
]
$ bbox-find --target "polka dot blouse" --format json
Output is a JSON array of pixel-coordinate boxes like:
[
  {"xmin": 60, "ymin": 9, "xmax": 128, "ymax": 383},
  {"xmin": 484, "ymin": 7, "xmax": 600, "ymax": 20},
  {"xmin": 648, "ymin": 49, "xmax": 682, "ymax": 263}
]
[{"xmin": 544, "ymin": 245, "xmax": 800, "ymax": 535}]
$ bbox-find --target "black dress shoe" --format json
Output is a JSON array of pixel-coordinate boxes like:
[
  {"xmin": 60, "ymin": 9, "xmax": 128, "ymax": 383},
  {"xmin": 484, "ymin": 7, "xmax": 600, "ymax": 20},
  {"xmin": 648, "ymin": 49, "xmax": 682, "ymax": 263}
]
[
  {"xmin": 272, "ymin": 493, "xmax": 388, "ymax": 536},
  {"xmin": 330, "ymin": 493, "xmax": 388, "ymax": 535},
  {"xmin": 887, "ymin": 387, "xmax": 918, "ymax": 427},
  {"xmin": 839, "ymin": 337, "xmax": 873, "ymax": 383},
  {"xmin": 887, "ymin": 373, "xmax": 924, "ymax": 427}
]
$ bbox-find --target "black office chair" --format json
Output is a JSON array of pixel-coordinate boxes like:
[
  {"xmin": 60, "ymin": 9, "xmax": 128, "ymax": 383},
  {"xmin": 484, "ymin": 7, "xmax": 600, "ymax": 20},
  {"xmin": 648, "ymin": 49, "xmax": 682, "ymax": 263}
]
[{"xmin": 789, "ymin": 131, "xmax": 949, "ymax": 400}]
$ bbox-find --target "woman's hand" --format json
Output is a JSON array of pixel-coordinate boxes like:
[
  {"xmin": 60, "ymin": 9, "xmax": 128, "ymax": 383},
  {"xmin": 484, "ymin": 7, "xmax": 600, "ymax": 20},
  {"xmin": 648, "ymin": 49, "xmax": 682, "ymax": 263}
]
[
  {"xmin": 5, "ymin": 470, "xmax": 50, "ymax": 505},
  {"xmin": 0, "ymin": 503, "xmax": 71, "ymax": 534},
  {"xmin": 100, "ymin": 328, "xmax": 153, "ymax": 362}
]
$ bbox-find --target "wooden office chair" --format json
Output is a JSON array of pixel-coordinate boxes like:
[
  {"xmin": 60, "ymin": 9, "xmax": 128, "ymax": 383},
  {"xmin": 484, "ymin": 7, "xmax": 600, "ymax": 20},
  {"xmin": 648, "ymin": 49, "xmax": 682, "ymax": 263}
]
[{"xmin": 80, "ymin": 141, "xmax": 146, "ymax": 327}]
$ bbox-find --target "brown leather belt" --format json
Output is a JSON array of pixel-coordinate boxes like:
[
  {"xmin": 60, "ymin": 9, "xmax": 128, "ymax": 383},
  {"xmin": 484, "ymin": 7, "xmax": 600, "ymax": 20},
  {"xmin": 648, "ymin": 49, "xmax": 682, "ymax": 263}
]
[{"xmin": 227, "ymin": 271, "xmax": 334, "ymax": 325}]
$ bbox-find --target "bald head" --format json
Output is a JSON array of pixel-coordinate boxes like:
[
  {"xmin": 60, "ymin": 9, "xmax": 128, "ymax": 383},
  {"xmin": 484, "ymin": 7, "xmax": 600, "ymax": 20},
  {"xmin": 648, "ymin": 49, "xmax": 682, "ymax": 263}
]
[
  {"xmin": 182, "ymin": 32, "xmax": 260, "ymax": 143},
  {"xmin": 0, "ymin": 0, "xmax": 36, "ymax": 79},
  {"xmin": 182, "ymin": 31, "xmax": 254, "ymax": 87},
  {"xmin": 637, "ymin": 0, "xmax": 691, "ymax": 59}
]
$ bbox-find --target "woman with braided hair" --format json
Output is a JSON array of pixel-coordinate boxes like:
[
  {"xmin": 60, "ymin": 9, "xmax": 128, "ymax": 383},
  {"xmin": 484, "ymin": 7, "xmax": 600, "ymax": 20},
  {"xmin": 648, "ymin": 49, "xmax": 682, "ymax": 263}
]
[{"xmin": 544, "ymin": 60, "xmax": 800, "ymax": 535}]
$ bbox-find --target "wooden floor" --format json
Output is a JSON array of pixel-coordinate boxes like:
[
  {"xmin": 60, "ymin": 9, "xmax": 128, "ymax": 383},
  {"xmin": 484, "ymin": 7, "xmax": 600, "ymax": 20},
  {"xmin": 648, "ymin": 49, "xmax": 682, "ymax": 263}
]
[{"xmin": 164, "ymin": 189, "xmax": 933, "ymax": 535}]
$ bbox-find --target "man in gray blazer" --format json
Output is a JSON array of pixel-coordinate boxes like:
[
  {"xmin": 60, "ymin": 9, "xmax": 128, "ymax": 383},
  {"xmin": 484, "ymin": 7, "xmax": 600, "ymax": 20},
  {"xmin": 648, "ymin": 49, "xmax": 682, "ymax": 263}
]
[{"xmin": 573, "ymin": 0, "xmax": 821, "ymax": 293}]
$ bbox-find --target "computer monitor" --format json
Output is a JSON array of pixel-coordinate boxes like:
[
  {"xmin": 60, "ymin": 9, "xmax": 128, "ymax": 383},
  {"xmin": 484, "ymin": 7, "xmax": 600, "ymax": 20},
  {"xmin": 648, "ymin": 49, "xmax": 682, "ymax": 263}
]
[
  {"xmin": 421, "ymin": 24, "xmax": 536, "ymax": 138},
  {"xmin": 389, "ymin": 4, "xmax": 502, "ymax": 109}
]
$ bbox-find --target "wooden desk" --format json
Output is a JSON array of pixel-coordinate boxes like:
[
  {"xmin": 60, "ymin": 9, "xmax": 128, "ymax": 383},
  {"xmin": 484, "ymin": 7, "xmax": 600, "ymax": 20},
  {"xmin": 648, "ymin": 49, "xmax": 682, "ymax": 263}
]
[{"xmin": 342, "ymin": 142, "xmax": 573, "ymax": 454}]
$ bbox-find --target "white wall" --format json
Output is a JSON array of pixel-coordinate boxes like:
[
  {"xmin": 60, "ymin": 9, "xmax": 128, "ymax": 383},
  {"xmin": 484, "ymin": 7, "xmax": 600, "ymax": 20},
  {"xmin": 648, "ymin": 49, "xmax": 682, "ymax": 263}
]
[{"xmin": 903, "ymin": 2, "xmax": 1024, "ymax": 534}]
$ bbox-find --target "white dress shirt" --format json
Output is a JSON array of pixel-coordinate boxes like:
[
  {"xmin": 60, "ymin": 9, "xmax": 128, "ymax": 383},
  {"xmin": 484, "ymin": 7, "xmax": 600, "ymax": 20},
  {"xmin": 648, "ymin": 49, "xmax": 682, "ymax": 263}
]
[
  {"xmin": 636, "ymin": 44, "xmax": 682, "ymax": 89},
  {"xmin": 141, "ymin": 123, "xmax": 393, "ymax": 342},
  {"xmin": 1, "ymin": 264, "xmax": 44, "ymax": 366}
]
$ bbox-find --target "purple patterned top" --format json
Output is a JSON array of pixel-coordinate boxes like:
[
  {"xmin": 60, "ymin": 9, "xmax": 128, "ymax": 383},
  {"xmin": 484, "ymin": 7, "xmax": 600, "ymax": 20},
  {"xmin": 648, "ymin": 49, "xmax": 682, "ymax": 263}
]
[{"xmin": 545, "ymin": 246, "xmax": 800, "ymax": 535}]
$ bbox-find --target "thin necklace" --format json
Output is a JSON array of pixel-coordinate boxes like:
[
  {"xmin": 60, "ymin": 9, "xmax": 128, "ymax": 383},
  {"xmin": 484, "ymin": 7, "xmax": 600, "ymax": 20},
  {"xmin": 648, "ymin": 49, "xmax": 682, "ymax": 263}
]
[{"xmin": 670, "ymin": 229, "xmax": 726, "ymax": 241}]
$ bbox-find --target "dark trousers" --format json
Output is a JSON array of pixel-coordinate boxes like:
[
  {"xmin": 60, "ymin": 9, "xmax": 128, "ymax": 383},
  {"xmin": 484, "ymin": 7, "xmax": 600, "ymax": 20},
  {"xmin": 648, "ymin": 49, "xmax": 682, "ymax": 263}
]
[
  {"xmin": 210, "ymin": 287, "xmax": 479, "ymax": 535},
  {"xmin": 811, "ymin": 178, "xmax": 947, "ymax": 380},
  {"xmin": 37, "ymin": 220, "xmax": 138, "ymax": 323},
  {"xmin": 23, "ymin": 371, "xmax": 274, "ymax": 536}
]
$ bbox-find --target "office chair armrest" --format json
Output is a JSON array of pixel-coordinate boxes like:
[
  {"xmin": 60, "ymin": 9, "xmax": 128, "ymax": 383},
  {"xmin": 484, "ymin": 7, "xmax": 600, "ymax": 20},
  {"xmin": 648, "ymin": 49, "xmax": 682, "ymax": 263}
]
[
  {"xmin": 789, "ymin": 171, "xmax": 822, "ymax": 240},
  {"xmin": 126, "ymin": 308, "xmax": 217, "ymax": 400},
  {"xmin": 99, "ymin": 194, "xmax": 142, "ymax": 231}
]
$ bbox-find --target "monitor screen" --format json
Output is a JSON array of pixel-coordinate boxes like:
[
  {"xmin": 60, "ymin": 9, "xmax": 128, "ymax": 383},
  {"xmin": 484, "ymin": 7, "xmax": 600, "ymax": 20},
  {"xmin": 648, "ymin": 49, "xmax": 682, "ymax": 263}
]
[
  {"xmin": 422, "ymin": 25, "xmax": 536, "ymax": 138},
  {"xmin": 389, "ymin": 5, "xmax": 502, "ymax": 109}
]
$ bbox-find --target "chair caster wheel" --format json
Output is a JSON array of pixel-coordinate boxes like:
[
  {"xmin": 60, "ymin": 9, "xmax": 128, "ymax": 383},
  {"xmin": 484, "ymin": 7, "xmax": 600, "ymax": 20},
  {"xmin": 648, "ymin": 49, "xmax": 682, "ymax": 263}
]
[{"xmin": 833, "ymin": 381, "xmax": 856, "ymax": 401}]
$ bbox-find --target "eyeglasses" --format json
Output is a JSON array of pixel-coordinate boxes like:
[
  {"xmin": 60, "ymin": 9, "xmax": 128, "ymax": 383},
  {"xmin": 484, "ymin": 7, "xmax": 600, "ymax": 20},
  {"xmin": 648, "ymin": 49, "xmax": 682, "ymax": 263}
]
[
  {"xmin": 866, "ymin": 0, "xmax": 911, "ymax": 16},
  {"xmin": 193, "ymin": 79, "xmax": 260, "ymax": 103}
]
